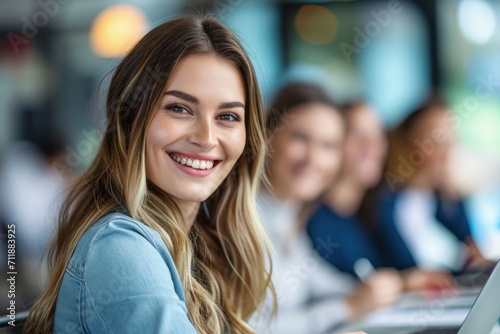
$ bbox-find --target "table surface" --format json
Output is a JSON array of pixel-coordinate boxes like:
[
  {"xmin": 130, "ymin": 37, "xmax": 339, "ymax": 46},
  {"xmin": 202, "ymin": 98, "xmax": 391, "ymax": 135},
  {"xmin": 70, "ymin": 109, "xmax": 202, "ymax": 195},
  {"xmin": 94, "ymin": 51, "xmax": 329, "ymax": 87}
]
[{"xmin": 333, "ymin": 288, "xmax": 499, "ymax": 333}]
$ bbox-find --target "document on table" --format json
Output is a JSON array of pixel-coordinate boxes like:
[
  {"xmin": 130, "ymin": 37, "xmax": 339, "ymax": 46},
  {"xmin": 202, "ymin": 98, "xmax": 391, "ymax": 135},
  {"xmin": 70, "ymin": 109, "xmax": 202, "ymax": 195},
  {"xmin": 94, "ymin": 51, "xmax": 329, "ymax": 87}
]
[
  {"xmin": 357, "ymin": 307, "xmax": 470, "ymax": 328},
  {"xmin": 394, "ymin": 290, "xmax": 479, "ymax": 310}
]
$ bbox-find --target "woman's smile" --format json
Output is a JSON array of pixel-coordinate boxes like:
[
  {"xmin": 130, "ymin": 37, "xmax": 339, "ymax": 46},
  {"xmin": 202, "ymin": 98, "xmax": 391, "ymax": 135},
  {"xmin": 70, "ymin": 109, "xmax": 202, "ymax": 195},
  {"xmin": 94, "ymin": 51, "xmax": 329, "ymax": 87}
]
[{"xmin": 167, "ymin": 151, "xmax": 222, "ymax": 177}]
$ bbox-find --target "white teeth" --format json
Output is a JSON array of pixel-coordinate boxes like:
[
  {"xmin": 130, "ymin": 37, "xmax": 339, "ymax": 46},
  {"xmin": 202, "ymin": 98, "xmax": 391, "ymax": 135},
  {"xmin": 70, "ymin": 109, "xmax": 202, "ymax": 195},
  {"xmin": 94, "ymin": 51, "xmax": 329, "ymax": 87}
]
[{"xmin": 170, "ymin": 153, "xmax": 216, "ymax": 170}]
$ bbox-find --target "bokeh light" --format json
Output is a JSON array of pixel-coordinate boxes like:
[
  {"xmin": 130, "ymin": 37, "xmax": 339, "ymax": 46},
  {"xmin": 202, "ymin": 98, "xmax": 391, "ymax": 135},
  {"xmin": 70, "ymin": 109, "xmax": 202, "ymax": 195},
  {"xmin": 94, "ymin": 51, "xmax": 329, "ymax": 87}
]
[
  {"xmin": 457, "ymin": 0, "xmax": 496, "ymax": 45},
  {"xmin": 295, "ymin": 5, "xmax": 337, "ymax": 45},
  {"xmin": 89, "ymin": 4, "xmax": 148, "ymax": 58}
]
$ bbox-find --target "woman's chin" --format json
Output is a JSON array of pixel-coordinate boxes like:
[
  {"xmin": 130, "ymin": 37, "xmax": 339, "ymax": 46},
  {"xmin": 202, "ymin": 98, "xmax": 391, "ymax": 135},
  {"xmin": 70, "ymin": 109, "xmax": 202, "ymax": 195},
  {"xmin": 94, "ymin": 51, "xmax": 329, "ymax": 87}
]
[
  {"xmin": 290, "ymin": 190, "xmax": 322, "ymax": 203},
  {"xmin": 171, "ymin": 189, "xmax": 213, "ymax": 203}
]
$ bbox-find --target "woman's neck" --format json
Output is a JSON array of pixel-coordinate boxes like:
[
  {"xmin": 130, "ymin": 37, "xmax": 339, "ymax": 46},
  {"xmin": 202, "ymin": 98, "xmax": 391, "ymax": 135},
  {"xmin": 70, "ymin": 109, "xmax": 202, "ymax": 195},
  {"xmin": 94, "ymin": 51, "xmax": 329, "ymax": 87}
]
[
  {"xmin": 407, "ymin": 170, "xmax": 434, "ymax": 190},
  {"xmin": 324, "ymin": 178, "xmax": 365, "ymax": 217},
  {"xmin": 268, "ymin": 186, "xmax": 302, "ymax": 207},
  {"xmin": 172, "ymin": 199, "xmax": 200, "ymax": 230},
  {"xmin": 261, "ymin": 186, "xmax": 307, "ymax": 232}
]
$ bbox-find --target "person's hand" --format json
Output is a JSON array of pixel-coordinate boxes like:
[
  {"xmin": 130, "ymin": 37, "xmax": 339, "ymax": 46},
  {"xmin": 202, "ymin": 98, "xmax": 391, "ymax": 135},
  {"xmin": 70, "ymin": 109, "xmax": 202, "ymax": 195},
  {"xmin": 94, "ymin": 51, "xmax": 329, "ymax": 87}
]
[
  {"xmin": 463, "ymin": 237, "xmax": 496, "ymax": 270},
  {"xmin": 345, "ymin": 269, "xmax": 404, "ymax": 319},
  {"xmin": 402, "ymin": 268, "xmax": 455, "ymax": 291}
]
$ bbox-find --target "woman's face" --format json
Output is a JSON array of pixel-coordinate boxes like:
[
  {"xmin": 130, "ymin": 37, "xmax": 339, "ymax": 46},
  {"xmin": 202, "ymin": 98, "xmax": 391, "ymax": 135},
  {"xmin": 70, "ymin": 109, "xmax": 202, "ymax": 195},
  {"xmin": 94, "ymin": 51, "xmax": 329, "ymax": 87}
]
[
  {"xmin": 343, "ymin": 105, "xmax": 387, "ymax": 188},
  {"xmin": 268, "ymin": 103, "xmax": 344, "ymax": 203},
  {"xmin": 407, "ymin": 107, "xmax": 454, "ymax": 185},
  {"xmin": 145, "ymin": 54, "xmax": 246, "ymax": 203}
]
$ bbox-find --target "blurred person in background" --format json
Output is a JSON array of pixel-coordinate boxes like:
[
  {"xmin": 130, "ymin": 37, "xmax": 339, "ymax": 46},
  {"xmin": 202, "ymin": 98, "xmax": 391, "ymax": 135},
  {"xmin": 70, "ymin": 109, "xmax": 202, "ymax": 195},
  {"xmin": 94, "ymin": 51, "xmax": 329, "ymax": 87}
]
[
  {"xmin": 0, "ymin": 130, "xmax": 67, "ymax": 309},
  {"xmin": 307, "ymin": 102, "xmax": 454, "ymax": 291},
  {"xmin": 252, "ymin": 84, "xmax": 403, "ymax": 334},
  {"xmin": 375, "ymin": 95, "xmax": 494, "ymax": 273},
  {"xmin": 307, "ymin": 102, "xmax": 386, "ymax": 276}
]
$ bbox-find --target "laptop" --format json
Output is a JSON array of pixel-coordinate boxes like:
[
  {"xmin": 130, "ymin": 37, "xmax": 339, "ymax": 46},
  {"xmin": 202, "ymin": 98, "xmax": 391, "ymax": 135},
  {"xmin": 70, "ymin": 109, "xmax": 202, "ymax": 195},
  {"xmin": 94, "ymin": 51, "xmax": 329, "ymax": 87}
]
[{"xmin": 337, "ymin": 260, "xmax": 500, "ymax": 334}]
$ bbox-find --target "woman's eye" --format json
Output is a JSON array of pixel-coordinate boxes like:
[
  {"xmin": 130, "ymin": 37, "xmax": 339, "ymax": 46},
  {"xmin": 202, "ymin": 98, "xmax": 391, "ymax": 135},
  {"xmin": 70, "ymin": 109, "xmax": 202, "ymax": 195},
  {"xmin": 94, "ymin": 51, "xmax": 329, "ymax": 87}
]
[
  {"xmin": 324, "ymin": 142, "xmax": 340, "ymax": 150},
  {"xmin": 291, "ymin": 132, "xmax": 309, "ymax": 142},
  {"xmin": 166, "ymin": 104, "xmax": 190, "ymax": 114},
  {"xmin": 218, "ymin": 113, "xmax": 240, "ymax": 122}
]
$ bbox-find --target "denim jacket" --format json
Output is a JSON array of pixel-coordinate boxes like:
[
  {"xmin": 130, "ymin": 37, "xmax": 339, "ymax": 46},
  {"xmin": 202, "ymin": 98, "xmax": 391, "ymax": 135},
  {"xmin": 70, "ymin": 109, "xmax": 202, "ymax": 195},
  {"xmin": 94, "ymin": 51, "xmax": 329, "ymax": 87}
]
[{"xmin": 53, "ymin": 212, "xmax": 197, "ymax": 333}]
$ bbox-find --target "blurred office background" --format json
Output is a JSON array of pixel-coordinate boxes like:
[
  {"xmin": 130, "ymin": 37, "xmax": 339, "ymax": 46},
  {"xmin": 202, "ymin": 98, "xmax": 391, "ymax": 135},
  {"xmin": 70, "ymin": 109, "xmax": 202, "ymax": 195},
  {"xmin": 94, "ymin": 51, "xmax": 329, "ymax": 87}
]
[{"xmin": 0, "ymin": 0, "xmax": 500, "ymax": 312}]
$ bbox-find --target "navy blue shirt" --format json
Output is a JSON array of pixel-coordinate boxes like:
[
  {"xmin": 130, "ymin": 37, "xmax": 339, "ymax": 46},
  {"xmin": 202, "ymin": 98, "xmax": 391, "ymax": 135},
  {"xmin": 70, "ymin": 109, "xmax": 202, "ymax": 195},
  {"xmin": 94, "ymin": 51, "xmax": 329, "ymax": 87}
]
[
  {"xmin": 374, "ymin": 189, "xmax": 472, "ymax": 270},
  {"xmin": 307, "ymin": 203, "xmax": 382, "ymax": 277}
]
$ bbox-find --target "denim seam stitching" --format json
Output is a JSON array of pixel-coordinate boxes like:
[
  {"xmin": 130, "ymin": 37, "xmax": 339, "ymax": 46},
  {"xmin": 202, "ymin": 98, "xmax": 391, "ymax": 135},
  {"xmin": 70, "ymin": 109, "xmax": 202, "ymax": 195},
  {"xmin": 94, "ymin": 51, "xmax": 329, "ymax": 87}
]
[{"xmin": 84, "ymin": 280, "xmax": 112, "ymax": 334}]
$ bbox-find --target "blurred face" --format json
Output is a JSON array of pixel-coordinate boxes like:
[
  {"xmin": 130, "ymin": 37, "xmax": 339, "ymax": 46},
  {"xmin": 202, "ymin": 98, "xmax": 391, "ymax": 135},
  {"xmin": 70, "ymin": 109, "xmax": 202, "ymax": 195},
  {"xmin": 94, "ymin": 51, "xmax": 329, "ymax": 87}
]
[
  {"xmin": 145, "ymin": 54, "xmax": 246, "ymax": 203},
  {"xmin": 268, "ymin": 103, "xmax": 344, "ymax": 203},
  {"xmin": 407, "ymin": 107, "xmax": 454, "ymax": 186},
  {"xmin": 343, "ymin": 105, "xmax": 387, "ymax": 188}
]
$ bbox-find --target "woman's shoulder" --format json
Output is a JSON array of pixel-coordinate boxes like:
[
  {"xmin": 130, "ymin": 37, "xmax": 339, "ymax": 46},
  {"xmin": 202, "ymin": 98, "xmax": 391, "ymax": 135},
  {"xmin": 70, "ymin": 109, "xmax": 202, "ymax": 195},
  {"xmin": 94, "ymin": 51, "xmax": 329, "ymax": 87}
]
[
  {"xmin": 67, "ymin": 212, "xmax": 173, "ymax": 277},
  {"xmin": 57, "ymin": 212, "xmax": 193, "ymax": 332},
  {"xmin": 308, "ymin": 203, "xmax": 349, "ymax": 227},
  {"xmin": 89, "ymin": 212, "xmax": 162, "ymax": 242},
  {"xmin": 311, "ymin": 203, "xmax": 340, "ymax": 219},
  {"xmin": 83, "ymin": 212, "xmax": 164, "ymax": 251}
]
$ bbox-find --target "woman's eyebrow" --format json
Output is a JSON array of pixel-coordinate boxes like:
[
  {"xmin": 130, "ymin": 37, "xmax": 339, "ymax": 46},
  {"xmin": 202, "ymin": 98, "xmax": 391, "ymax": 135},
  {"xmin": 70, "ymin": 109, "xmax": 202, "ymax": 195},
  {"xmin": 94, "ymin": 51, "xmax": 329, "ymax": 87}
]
[
  {"xmin": 164, "ymin": 90, "xmax": 199, "ymax": 104},
  {"xmin": 164, "ymin": 90, "xmax": 245, "ymax": 109},
  {"xmin": 219, "ymin": 101, "xmax": 245, "ymax": 109}
]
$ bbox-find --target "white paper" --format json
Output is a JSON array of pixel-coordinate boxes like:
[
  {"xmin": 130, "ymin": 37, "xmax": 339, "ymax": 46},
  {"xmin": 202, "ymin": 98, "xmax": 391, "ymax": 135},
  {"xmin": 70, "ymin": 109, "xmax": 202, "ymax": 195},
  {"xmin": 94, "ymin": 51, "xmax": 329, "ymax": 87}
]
[{"xmin": 358, "ymin": 307, "xmax": 470, "ymax": 327}]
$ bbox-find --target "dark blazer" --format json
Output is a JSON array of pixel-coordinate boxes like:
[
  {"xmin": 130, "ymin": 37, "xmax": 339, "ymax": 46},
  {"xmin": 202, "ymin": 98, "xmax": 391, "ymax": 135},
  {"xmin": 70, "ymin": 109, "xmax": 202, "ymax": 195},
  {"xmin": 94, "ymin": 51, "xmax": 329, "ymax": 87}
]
[
  {"xmin": 307, "ymin": 203, "xmax": 382, "ymax": 277},
  {"xmin": 373, "ymin": 188, "xmax": 472, "ymax": 270}
]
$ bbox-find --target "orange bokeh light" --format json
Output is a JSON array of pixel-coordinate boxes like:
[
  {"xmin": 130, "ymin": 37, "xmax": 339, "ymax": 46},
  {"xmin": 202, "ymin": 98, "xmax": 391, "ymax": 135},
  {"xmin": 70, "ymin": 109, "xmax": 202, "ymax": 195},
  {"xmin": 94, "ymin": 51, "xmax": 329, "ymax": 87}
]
[
  {"xmin": 90, "ymin": 4, "xmax": 148, "ymax": 58},
  {"xmin": 295, "ymin": 5, "xmax": 337, "ymax": 45}
]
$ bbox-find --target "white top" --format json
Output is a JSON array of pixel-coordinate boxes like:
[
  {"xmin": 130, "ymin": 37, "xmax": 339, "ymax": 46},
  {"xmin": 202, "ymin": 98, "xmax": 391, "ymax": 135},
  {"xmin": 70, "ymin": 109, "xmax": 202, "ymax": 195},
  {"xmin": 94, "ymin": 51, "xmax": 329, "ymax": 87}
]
[
  {"xmin": 0, "ymin": 142, "xmax": 64, "ymax": 267},
  {"xmin": 251, "ymin": 191, "xmax": 355, "ymax": 334},
  {"xmin": 394, "ymin": 188, "xmax": 466, "ymax": 270}
]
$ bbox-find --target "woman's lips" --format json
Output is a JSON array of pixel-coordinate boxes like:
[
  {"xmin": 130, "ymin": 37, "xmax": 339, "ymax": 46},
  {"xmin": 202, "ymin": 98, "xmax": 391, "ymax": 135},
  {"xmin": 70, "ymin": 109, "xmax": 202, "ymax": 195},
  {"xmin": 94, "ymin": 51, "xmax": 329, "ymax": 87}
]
[
  {"xmin": 167, "ymin": 152, "xmax": 221, "ymax": 177},
  {"xmin": 169, "ymin": 152, "xmax": 217, "ymax": 169}
]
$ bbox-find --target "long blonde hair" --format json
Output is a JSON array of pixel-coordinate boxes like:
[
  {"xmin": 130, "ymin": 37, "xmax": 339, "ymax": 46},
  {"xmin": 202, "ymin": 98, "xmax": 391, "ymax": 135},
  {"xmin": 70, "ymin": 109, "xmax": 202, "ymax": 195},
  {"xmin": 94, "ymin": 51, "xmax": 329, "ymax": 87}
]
[{"xmin": 25, "ymin": 15, "xmax": 273, "ymax": 334}]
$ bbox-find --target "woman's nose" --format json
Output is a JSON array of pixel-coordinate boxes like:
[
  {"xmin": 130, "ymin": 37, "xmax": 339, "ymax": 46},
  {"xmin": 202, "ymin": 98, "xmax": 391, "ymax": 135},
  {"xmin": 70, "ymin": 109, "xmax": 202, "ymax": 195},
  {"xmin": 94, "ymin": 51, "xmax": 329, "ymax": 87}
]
[
  {"xmin": 304, "ymin": 143, "xmax": 323, "ymax": 167},
  {"xmin": 186, "ymin": 117, "xmax": 218, "ymax": 150}
]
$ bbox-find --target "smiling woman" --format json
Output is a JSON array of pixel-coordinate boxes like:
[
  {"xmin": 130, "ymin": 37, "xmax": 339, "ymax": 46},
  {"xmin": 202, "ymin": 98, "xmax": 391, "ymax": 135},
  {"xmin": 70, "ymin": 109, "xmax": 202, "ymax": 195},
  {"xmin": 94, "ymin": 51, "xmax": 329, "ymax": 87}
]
[
  {"xmin": 146, "ymin": 55, "xmax": 247, "ymax": 209},
  {"xmin": 24, "ymin": 16, "xmax": 273, "ymax": 334}
]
